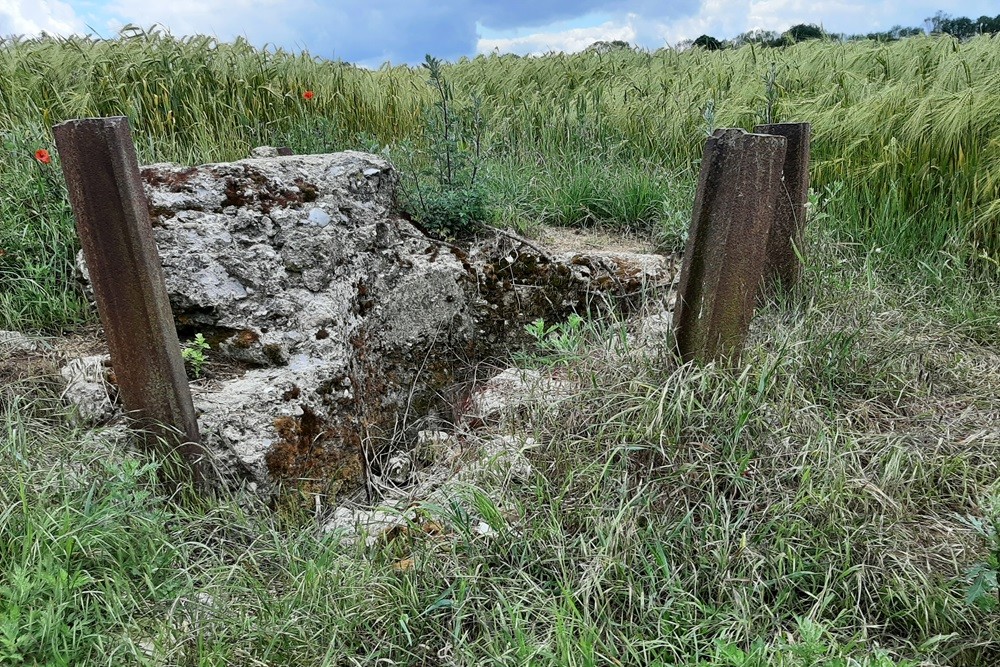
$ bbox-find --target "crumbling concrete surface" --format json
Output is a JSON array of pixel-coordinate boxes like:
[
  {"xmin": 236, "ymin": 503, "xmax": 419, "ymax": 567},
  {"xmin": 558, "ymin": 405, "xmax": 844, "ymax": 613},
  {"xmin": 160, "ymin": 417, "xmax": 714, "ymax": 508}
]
[{"xmin": 73, "ymin": 150, "xmax": 675, "ymax": 499}]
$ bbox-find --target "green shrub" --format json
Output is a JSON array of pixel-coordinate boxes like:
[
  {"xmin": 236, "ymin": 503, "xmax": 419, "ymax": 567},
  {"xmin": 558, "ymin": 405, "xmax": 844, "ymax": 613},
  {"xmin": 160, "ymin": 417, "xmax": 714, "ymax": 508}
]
[{"xmin": 397, "ymin": 55, "xmax": 489, "ymax": 239}]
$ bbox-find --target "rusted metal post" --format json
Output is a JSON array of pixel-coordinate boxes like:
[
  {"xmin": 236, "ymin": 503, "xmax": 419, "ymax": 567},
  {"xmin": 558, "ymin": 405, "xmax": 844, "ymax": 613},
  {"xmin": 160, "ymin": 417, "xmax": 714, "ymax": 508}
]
[
  {"xmin": 754, "ymin": 122, "xmax": 811, "ymax": 292},
  {"xmin": 53, "ymin": 117, "xmax": 206, "ymax": 486},
  {"xmin": 673, "ymin": 128, "xmax": 787, "ymax": 363}
]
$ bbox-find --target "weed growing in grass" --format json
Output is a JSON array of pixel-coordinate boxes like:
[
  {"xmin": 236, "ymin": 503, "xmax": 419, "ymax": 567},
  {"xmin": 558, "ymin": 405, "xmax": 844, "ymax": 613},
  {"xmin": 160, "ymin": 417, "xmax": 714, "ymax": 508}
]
[
  {"xmin": 522, "ymin": 313, "xmax": 587, "ymax": 365},
  {"xmin": 398, "ymin": 55, "xmax": 489, "ymax": 238},
  {"xmin": 181, "ymin": 333, "xmax": 210, "ymax": 378},
  {"xmin": 959, "ymin": 493, "xmax": 1000, "ymax": 611},
  {"xmin": 710, "ymin": 616, "xmax": 917, "ymax": 666}
]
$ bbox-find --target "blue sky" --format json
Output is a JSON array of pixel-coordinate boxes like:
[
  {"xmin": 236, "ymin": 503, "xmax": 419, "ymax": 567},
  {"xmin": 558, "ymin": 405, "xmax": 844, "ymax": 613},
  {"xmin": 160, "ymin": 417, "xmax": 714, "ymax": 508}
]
[{"xmin": 2, "ymin": 1, "xmax": 996, "ymax": 66}]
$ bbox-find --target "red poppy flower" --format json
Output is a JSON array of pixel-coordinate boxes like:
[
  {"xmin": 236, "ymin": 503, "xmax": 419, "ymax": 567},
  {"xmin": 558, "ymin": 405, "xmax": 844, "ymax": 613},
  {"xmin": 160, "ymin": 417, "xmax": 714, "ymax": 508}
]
[
  {"xmin": 34, "ymin": 148, "xmax": 51, "ymax": 164},
  {"xmin": 302, "ymin": 90, "xmax": 315, "ymax": 101}
]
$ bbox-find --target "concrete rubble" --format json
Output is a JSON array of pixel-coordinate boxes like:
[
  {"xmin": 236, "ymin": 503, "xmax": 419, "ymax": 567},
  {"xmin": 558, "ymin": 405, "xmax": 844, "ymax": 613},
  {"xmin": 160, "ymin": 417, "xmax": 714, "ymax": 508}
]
[
  {"xmin": 59, "ymin": 354, "xmax": 116, "ymax": 425},
  {"xmin": 61, "ymin": 149, "xmax": 677, "ymax": 508},
  {"xmin": 0, "ymin": 330, "xmax": 42, "ymax": 354}
]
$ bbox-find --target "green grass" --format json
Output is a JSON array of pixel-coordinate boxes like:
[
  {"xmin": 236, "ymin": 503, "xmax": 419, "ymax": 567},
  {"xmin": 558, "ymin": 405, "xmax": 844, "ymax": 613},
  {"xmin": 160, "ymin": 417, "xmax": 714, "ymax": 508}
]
[
  {"xmin": 2, "ymin": 228, "xmax": 999, "ymax": 665},
  {"xmin": 2, "ymin": 28, "xmax": 999, "ymax": 666},
  {"xmin": 487, "ymin": 151, "xmax": 694, "ymax": 250},
  {"xmin": 0, "ymin": 131, "xmax": 90, "ymax": 332}
]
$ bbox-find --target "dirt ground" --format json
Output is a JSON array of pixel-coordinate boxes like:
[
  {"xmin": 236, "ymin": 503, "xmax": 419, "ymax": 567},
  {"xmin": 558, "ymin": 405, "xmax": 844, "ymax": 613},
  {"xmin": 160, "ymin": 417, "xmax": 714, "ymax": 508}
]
[{"xmin": 535, "ymin": 225, "xmax": 658, "ymax": 255}]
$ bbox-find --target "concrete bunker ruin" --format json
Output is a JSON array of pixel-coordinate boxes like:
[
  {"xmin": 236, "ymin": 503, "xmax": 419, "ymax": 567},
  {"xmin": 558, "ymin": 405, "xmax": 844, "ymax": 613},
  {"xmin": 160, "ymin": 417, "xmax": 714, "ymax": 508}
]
[{"xmin": 69, "ymin": 149, "xmax": 675, "ymax": 500}]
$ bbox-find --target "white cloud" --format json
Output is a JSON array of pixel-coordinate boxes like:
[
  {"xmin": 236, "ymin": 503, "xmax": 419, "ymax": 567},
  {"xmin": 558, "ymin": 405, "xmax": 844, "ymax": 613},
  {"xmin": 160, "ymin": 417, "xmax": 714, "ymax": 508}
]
[
  {"xmin": 101, "ymin": 0, "xmax": 304, "ymax": 43},
  {"xmin": 471, "ymin": 0, "xmax": 755, "ymax": 55},
  {"xmin": 0, "ymin": 0, "xmax": 84, "ymax": 35},
  {"xmin": 476, "ymin": 16, "xmax": 638, "ymax": 55},
  {"xmin": 6, "ymin": 0, "xmax": 1000, "ymax": 64},
  {"xmin": 745, "ymin": 0, "xmax": 864, "ymax": 33},
  {"xmin": 628, "ymin": 0, "xmax": 746, "ymax": 47},
  {"xmin": 471, "ymin": 0, "xmax": 909, "ymax": 56},
  {"xmin": 613, "ymin": 0, "xmax": 992, "ymax": 48}
]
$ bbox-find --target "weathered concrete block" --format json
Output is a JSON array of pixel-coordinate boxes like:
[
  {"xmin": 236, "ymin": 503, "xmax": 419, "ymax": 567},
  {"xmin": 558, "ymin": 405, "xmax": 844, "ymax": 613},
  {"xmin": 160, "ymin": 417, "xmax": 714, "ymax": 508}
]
[
  {"xmin": 755, "ymin": 122, "xmax": 811, "ymax": 291},
  {"xmin": 72, "ymin": 151, "xmax": 676, "ymax": 501},
  {"xmin": 673, "ymin": 128, "xmax": 787, "ymax": 363}
]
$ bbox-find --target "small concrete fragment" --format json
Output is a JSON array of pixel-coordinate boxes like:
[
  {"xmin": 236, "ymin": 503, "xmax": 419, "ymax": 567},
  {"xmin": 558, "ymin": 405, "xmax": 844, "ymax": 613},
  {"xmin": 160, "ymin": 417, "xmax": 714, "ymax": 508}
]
[
  {"xmin": 383, "ymin": 451, "xmax": 413, "ymax": 486},
  {"xmin": 554, "ymin": 250, "xmax": 674, "ymax": 292},
  {"xmin": 324, "ymin": 507, "xmax": 412, "ymax": 546},
  {"xmin": 0, "ymin": 330, "xmax": 41, "ymax": 354},
  {"xmin": 250, "ymin": 146, "xmax": 279, "ymax": 158},
  {"xmin": 630, "ymin": 310, "xmax": 675, "ymax": 352},
  {"xmin": 415, "ymin": 430, "xmax": 457, "ymax": 464},
  {"xmin": 476, "ymin": 434, "xmax": 535, "ymax": 482},
  {"xmin": 465, "ymin": 368, "xmax": 576, "ymax": 426},
  {"xmin": 60, "ymin": 355, "xmax": 118, "ymax": 425}
]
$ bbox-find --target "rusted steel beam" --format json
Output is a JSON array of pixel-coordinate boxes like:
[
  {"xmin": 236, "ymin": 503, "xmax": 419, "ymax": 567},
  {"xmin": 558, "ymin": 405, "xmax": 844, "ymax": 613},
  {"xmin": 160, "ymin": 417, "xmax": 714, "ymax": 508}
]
[
  {"xmin": 754, "ymin": 122, "xmax": 811, "ymax": 292},
  {"xmin": 53, "ymin": 117, "xmax": 207, "ymax": 487},
  {"xmin": 673, "ymin": 128, "xmax": 787, "ymax": 363}
]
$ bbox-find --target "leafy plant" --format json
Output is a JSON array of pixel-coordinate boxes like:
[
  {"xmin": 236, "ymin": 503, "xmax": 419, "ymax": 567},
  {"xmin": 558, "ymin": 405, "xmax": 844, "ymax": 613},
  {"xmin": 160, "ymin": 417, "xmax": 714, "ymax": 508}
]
[
  {"xmin": 711, "ymin": 616, "xmax": 916, "ymax": 666},
  {"xmin": 806, "ymin": 181, "xmax": 844, "ymax": 225},
  {"xmin": 523, "ymin": 313, "xmax": 586, "ymax": 364},
  {"xmin": 399, "ymin": 55, "xmax": 489, "ymax": 239},
  {"xmin": 959, "ymin": 496, "xmax": 1000, "ymax": 610},
  {"xmin": 181, "ymin": 333, "xmax": 210, "ymax": 378}
]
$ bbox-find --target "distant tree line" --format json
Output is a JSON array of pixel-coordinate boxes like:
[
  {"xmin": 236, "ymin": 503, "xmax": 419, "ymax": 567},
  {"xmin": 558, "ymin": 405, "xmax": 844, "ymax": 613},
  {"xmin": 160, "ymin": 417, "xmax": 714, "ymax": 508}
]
[
  {"xmin": 683, "ymin": 10, "xmax": 1000, "ymax": 51},
  {"xmin": 924, "ymin": 11, "xmax": 1000, "ymax": 39}
]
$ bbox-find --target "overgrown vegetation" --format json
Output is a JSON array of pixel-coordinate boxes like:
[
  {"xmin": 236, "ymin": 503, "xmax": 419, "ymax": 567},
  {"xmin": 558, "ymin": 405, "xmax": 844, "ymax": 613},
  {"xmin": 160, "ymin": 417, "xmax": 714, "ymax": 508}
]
[
  {"xmin": 181, "ymin": 334, "xmax": 210, "ymax": 379},
  {"xmin": 397, "ymin": 55, "xmax": 489, "ymax": 238},
  {"xmin": 2, "ymin": 231, "xmax": 998, "ymax": 664},
  {"xmin": 1, "ymin": 25, "xmax": 999, "ymax": 666},
  {"xmin": 2, "ymin": 29, "xmax": 1000, "ymax": 326}
]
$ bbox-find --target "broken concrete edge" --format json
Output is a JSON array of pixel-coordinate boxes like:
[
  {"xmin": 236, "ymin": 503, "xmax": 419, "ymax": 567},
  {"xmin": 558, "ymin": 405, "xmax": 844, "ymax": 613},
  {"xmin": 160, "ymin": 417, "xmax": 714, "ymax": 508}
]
[{"xmin": 53, "ymin": 307, "xmax": 673, "ymax": 480}]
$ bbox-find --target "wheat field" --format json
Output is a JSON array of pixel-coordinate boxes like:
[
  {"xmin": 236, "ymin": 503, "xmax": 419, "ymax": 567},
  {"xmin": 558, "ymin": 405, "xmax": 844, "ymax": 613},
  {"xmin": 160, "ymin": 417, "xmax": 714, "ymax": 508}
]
[{"xmin": 2, "ymin": 29, "xmax": 999, "ymax": 255}]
